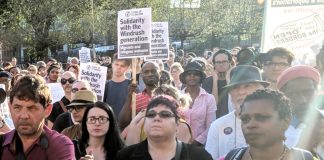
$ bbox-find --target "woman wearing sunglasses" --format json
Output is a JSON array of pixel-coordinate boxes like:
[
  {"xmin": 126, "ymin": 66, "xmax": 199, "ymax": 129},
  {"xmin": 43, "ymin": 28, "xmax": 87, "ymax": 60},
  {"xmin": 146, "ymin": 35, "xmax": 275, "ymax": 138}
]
[
  {"xmin": 123, "ymin": 84, "xmax": 193, "ymax": 145},
  {"xmin": 74, "ymin": 101, "xmax": 125, "ymax": 160},
  {"xmin": 116, "ymin": 96, "xmax": 212, "ymax": 160}
]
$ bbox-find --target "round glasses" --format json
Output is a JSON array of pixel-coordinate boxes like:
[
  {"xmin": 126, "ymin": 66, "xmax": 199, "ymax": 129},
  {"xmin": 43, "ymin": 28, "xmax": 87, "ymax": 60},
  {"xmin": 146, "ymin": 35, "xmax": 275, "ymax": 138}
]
[
  {"xmin": 87, "ymin": 116, "xmax": 110, "ymax": 124},
  {"xmin": 71, "ymin": 87, "xmax": 87, "ymax": 93}
]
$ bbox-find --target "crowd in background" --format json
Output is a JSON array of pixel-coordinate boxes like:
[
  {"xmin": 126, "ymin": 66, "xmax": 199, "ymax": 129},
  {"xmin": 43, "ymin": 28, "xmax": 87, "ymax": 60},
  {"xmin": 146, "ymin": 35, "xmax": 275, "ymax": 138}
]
[{"xmin": 0, "ymin": 44, "xmax": 323, "ymax": 160}]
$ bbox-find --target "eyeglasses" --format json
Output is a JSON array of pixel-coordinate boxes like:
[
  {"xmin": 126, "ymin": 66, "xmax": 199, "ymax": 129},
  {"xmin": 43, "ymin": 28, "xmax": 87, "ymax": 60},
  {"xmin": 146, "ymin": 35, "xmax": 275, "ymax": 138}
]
[
  {"xmin": 263, "ymin": 62, "xmax": 289, "ymax": 68},
  {"xmin": 71, "ymin": 87, "xmax": 87, "ymax": 93},
  {"xmin": 61, "ymin": 77, "xmax": 76, "ymax": 85},
  {"xmin": 68, "ymin": 106, "xmax": 86, "ymax": 112},
  {"xmin": 145, "ymin": 110, "xmax": 176, "ymax": 119},
  {"xmin": 87, "ymin": 116, "xmax": 110, "ymax": 124},
  {"xmin": 214, "ymin": 60, "xmax": 229, "ymax": 65}
]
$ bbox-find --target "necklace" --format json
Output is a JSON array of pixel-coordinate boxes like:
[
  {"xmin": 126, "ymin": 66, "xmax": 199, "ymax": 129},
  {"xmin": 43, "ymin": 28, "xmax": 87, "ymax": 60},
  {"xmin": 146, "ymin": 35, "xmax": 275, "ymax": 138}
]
[{"xmin": 248, "ymin": 145, "xmax": 288, "ymax": 160}]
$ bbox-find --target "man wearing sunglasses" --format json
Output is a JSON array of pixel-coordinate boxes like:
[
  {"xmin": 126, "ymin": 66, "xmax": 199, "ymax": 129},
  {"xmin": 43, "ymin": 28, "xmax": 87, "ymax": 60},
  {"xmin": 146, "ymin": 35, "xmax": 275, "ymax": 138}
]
[
  {"xmin": 47, "ymin": 71, "xmax": 76, "ymax": 128},
  {"xmin": 62, "ymin": 90, "xmax": 97, "ymax": 140},
  {"xmin": 116, "ymin": 96, "xmax": 212, "ymax": 160}
]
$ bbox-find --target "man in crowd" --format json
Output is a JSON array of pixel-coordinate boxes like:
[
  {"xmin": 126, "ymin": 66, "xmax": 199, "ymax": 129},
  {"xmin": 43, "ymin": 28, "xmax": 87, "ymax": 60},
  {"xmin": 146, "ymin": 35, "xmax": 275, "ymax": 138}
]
[
  {"xmin": 205, "ymin": 65, "xmax": 269, "ymax": 159},
  {"xmin": 103, "ymin": 54, "xmax": 131, "ymax": 118},
  {"xmin": 202, "ymin": 49, "xmax": 234, "ymax": 118},
  {"xmin": 62, "ymin": 90, "xmax": 97, "ymax": 140},
  {"xmin": 277, "ymin": 65, "xmax": 324, "ymax": 153},
  {"xmin": 47, "ymin": 71, "xmax": 76, "ymax": 128},
  {"xmin": 261, "ymin": 47, "xmax": 294, "ymax": 90},
  {"xmin": 10, "ymin": 57, "xmax": 17, "ymax": 67},
  {"xmin": 1, "ymin": 75, "xmax": 74, "ymax": 159},
  {"xmin": 119, "ymin": 61, "xmax": 161, "ymax": 130}
]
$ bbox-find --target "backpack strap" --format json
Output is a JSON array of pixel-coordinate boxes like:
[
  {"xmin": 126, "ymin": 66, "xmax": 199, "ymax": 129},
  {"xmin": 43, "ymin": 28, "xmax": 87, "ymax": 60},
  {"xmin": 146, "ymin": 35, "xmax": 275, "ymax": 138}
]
[
  {"xmin": 58, "ymin": 100, "xmax": 67, "ymax": 112},
  {"xmin": 224, "ymin": 147, "xmax": 247, "ymax": 160},
  {"xmin": 174, "ymin": 140, "xmax": 182, "ymax": 160}
]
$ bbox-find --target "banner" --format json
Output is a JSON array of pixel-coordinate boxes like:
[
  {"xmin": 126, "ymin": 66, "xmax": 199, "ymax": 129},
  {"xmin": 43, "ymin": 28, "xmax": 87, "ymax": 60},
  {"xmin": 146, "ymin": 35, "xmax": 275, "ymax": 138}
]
[
  {"xmin": 118, "ymin": 8, "xmax": 152, "ymax": 58},
  {"xmin": 79, "ymin": 63, "xmax": 107, "ymax": 101},
  {"xmin": 261, "ymin": 0, "xmax": 324, "ymax": 66},
  {"xmin": 146, "ymin": 22, "xmax": 170, "ymax": 61},
  {"xmin": 79, "ymin": 47, "xmax": 92, "ymax": 63}
]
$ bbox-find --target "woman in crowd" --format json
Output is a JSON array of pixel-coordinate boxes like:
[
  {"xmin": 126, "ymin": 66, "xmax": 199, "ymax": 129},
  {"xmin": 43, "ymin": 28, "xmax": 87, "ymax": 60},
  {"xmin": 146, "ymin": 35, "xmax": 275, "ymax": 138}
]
[
  {"xmin": 115, "ymin": 96, "xmax": 212, "ymax": 160},
  {"xmin": 225, "ymin": 89, "xmax": 316, "ymax": 160},
  {"xmin": 46, "ymin": 63, "xmax": 61, "ymax": 83},
  {"xmin": 27, "ymin": 64, "xmax": 38, "ymax": 75},
  {"xmin": 73, "ymin": 101, "xmax": 124, "ymax": 160},
  {"xmin": 123, "ymin": 84, "xmax": 193, "ymax": 145},
  {"xmin": 170, "ymin": 62, "xmax": 184, "ymax": 90}
]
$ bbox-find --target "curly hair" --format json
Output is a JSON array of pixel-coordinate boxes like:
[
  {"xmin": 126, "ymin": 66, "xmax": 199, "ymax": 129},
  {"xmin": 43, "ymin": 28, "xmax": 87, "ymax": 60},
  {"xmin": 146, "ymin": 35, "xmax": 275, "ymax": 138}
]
[{"xmin": 240, "ymin": 89, "xmax": 292, "ymax": 120}]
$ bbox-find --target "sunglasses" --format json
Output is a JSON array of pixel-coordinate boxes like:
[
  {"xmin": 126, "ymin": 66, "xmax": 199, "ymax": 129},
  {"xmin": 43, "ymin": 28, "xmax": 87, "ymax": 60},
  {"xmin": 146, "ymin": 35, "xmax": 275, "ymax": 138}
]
[
  {"xmin": 61, "ymin": 77, "xmax": 76, "ymax": 85},
  {"xmin": 145, "ymin": 110, "xmax": 176, "ymax": 119},
  {"xmin": 68, "ymin": 106, "xmax": 86, "ymax": 112},
  {"xmin": 71, "ymin": 87, "xmax": 87, "ymax": 93}
]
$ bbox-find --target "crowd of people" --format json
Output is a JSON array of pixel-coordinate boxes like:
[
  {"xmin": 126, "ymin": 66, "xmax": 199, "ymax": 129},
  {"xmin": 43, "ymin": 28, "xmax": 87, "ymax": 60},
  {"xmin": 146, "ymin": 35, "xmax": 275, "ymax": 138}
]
[{"xmin": 0, "ymin": 45, "xmax": 323, "ymax": 160}]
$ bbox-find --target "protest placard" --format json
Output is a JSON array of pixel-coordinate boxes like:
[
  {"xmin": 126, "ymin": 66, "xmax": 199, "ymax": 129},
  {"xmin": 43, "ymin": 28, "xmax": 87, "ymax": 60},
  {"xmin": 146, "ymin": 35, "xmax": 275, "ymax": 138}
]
[
  {"xmin": 79, "ymin": 63, "xmax": 107, "ymax": 101},
  {"xmin": 46, "ymin": 83, "xmax": 65, "ymax": 103},
  {"xmin": 146, "ymin": 22, "xmax": 169, "ymax": 61},
  {"xmin": 261, "ymin": 0, "xmax": 324, "ymax": 66},
  {"xmin": 118, "ymin": 8, "xmax": 152, "ymax": 59},
  {"xmin": 79, "ymin": 47, "xmax": 92, "ymax": 63}
]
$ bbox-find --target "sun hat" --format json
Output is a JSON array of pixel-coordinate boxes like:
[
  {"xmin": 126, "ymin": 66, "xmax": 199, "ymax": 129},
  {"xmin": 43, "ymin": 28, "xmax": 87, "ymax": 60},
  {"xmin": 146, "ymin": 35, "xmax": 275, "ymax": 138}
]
[
  {"xmin": 67, "ymin": 90, "xmax": 97, "ymax": 108},
  {"xmin": 179, "ymin": 61, "xmax": 206, "ymax": 84}
]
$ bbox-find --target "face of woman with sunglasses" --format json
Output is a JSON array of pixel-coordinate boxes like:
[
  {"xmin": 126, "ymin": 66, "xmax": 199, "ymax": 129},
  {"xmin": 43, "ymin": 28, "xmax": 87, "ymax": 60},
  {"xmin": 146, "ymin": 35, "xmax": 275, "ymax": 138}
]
[
  {"xmin": 144, "ymin": 104, "xmax": 178, "ymax": 139},
  {"xmin": 60, "ymin": 71, "xmax": 76, "ymax": 93}
]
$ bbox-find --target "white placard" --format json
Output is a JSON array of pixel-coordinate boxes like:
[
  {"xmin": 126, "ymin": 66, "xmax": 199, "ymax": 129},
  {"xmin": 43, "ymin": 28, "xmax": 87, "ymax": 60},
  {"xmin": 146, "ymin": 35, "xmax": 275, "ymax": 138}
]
[
  {"xmin": 79, "ymin": 47, "xmax": 92, "ymax": 63},
  {"xmin": 146, "ymin": 22, "xmax": 170, "ymax": 61},
  {"xmin": 261, "ymin": 1, "xmax": 324, "ymax": 66},
  {"xmin": 118, "ymin": 8, "xmax": 152, "ymax": 59},
  {"xmin": 46, "ymin": 83, "xmax": 65, "ymax": 103},
  {"xmin": 79, "ymin": 63, "xmax": 107, "ymax": 101}
]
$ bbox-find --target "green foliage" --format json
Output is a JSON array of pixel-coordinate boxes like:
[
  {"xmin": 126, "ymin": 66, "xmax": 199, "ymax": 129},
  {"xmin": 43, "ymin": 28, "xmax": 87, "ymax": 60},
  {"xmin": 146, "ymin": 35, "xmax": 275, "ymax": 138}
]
[{"xmin": 0, "ymin": 0, "xmax": 263, "ymax": 60}]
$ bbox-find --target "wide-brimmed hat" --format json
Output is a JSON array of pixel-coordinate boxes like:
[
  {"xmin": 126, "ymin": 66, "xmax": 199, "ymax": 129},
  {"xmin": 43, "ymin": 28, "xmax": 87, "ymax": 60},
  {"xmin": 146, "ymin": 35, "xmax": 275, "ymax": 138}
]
[
  {"xmin": 180, "ymin": 61, "xmax": 206, "ymax": 84},
  {"xmin": 67, "ymin": 90, "xmax": 97, "ymax": 108},
  {"xmin": 223, "ymin": 65, "xmax": 269, "ymax": 89}
]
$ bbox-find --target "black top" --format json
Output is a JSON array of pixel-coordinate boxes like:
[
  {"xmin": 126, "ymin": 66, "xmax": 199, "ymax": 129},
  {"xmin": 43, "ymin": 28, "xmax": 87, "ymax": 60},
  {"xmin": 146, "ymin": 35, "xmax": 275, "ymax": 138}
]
[
  {"xmin": 48, "ymin": 96, "xmax": 70, "ymax": 123},
  {"xmin": 115, "ymin": 139, "xmax": 212, "ymax": 160},
  {"xmin": 202, "ymin": 76, "xmax": 229, "ymax": 119},
  {"xmin": 52, "ymin": 112, "xmax": 73, "ymax": 133}
]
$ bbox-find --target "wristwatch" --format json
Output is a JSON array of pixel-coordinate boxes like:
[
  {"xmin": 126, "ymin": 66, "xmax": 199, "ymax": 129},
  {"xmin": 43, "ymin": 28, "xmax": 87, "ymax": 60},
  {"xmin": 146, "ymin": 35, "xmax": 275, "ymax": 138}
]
[{"xmin": 0, "ymin": 119, "xmax": 5, "ymax": 129}]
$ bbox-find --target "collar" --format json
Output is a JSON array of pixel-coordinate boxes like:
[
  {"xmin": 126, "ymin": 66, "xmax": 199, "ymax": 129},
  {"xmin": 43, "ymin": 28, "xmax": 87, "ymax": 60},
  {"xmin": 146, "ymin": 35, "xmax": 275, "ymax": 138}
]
[
  {"xmin": 182, "ymin": 87, "xmax": 208, "ymax": 97},
  {"xmin": 3, "ymin": 125, "xmax": 49, "ymax": 150},
  {"xmin": 61, "ymin": 96, "xmax": 71, "ymax": 104}
]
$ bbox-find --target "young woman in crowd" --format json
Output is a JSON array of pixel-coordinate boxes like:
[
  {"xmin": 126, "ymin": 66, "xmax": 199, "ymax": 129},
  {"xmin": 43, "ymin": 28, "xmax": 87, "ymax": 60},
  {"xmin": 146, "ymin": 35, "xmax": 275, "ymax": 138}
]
[{"xmin": 73, "ymin": 101, "xmax": 124, "ymax": 160}]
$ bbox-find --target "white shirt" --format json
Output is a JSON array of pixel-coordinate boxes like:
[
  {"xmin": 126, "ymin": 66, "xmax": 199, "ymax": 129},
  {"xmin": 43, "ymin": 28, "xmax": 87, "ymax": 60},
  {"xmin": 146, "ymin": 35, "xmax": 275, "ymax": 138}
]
[{"xmin": 205, "ymin": 111, "xmax": 246, "ymax": 159}]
